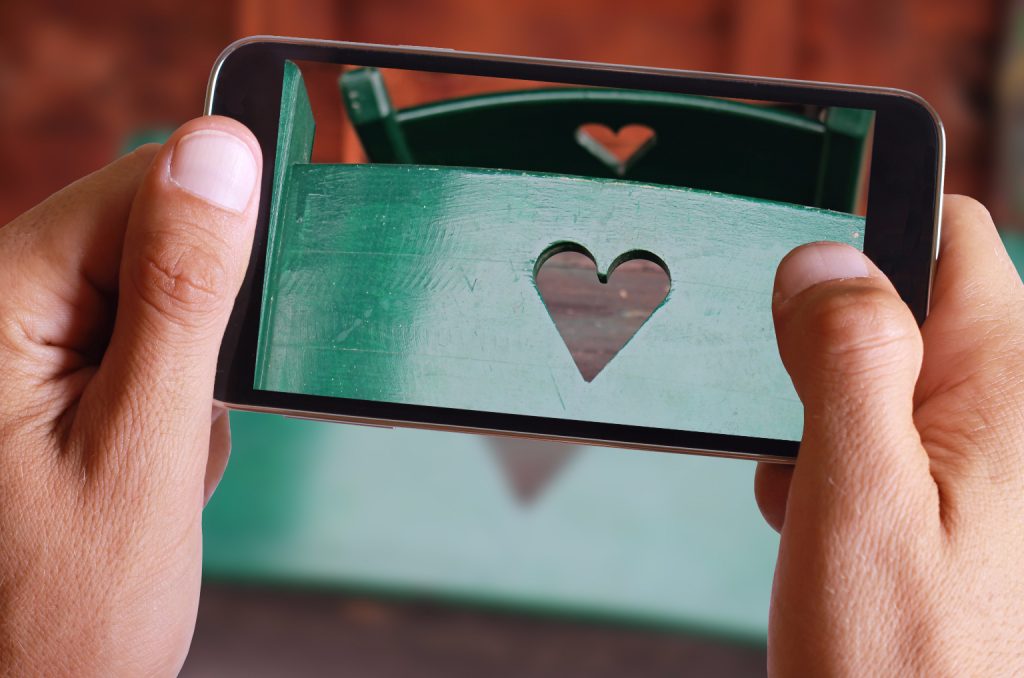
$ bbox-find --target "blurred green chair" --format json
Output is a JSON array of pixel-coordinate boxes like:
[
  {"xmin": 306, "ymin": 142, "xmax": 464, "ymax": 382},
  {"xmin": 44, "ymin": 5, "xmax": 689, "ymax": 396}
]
[{"xmin": 340, "ymin": 66, "xmax": 873, "ymax": 212}]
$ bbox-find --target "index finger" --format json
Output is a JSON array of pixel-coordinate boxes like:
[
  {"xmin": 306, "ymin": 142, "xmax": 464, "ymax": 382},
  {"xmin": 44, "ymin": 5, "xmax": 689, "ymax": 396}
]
[
  {"xmin": 913, "ymin": 195, "xmax": 1024, "ymax": 505},
  {"xmin": 916, "ymin": 195, "xmax": 1024, "ymax": 403}
]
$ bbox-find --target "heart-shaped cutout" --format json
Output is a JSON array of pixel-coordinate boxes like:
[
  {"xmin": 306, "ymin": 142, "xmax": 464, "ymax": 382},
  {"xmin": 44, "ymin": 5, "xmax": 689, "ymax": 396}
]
[
  {"xmin": 575, "ymin": 123, "xmax": 657, "ymax": 177},
  {"xmin": 535, "ymin": 244, "xmax": 670, "ymax": 382}
]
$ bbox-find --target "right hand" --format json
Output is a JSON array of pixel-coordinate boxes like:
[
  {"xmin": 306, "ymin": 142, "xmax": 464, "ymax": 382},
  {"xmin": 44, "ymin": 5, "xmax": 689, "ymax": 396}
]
[{"xmin": 755, "ymin": 196, "xmax": 1024, "ymax": 676}]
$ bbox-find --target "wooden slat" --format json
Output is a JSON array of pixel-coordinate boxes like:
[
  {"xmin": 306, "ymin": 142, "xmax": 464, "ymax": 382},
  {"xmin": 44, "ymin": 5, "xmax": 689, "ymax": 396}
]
[{"xmin": 257, "ymin": 163, "xmax": 863, "ymax": 441}]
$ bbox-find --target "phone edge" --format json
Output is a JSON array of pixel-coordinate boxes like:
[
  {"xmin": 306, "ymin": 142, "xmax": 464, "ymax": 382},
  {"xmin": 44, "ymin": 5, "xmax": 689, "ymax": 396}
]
[
  {"xmin": 215, "ymin": 399, "xmax": 798, "ymax": 464},
  {"xmin": 204, "ymin": 36, "xmax": 948, "ymax": 465}
]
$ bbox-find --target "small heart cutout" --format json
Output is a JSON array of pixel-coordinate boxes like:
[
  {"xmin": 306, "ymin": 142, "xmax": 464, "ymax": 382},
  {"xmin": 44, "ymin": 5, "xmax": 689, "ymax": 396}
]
[
  {"xmin": 575, "ymin": 123, "xmax": 657, "ymax": 177},
  {"xmin": 535, "ymin": 244, "xmax": 670, "ymax": 382}
]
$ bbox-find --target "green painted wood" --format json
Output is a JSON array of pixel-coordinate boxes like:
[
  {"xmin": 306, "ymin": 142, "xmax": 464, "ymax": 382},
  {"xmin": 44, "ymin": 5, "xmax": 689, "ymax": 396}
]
[
  {"xmin": 340, "ymin": 66, "xmax": 871, "ymax": 212},
  {"xmin": 341, "ymin": 66, "xmax": 415, "ymax": 163},
  {"xmin": 257, "ymin": 162, "xmax": 863, "ymax": 441},
  {"xmin": 203, "ymin": 411, "xmax": 781, "ymax": 641},
  {"xmin": 255, "ymin": 60, "xmax": 316, "ymax": 384}
]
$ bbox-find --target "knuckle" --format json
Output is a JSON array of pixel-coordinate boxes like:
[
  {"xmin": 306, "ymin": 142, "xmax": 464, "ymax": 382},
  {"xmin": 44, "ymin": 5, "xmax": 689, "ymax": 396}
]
[
  {"xmin": 132, "ymin": 229, "xmax": 231, "ymax": 326},
  {"xmin": 803, "ymin": 285, "xmax": 920, "ymax": 367},
  {"xmin": 945, "ymin": 194, "xmax": 995, "ymax": 227}
]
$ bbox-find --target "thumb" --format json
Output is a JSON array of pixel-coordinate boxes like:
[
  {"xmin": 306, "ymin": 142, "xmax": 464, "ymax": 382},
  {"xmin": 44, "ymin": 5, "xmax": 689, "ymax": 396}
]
[
  {"xmin": 771, "ymin": 242, "xmax": 930, "ymax": 519},
  {"xmin": 83, "ymin": 117, "xmax": 261, "ymax": 489}
]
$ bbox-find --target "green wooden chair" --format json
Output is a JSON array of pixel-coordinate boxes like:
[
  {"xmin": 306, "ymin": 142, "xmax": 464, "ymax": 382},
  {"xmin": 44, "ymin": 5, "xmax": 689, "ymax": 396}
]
[{"xmin": 340, "ymin": 66, "xmax": 873, "ymax": 213}]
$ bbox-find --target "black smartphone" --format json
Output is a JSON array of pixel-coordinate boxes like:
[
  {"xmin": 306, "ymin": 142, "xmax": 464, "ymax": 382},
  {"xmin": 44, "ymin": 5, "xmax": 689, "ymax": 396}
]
[{"xmin": 207, "ymin": 37, "xmax": 944, "ymax": 463}]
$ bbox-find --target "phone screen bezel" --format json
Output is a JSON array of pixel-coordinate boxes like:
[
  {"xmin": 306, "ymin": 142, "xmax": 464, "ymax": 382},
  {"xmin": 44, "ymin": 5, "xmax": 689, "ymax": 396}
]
[{"xmin": 207, "ymin": 37, "xmax": 945, "ymax": 462}]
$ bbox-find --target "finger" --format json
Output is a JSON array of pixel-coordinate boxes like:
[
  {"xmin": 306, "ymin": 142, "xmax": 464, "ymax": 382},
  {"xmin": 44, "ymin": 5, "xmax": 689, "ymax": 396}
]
[
  {"xmin": 917, "ymin": 196, "xmax": 1024, "ymax": 399},
  {"xmin": 754, "ymin": 462, "xmax": 793, "ymax": 533},
  {"xmin": 205, "ymin": 405, "xmax": 231, "ymax": 506},
  {"xmin": 77, "ymin": 116, "xmax": 261, "ymax": 495},
  {"xmin": 773, "ymin": 242, "xmax": 934, "ymax": 529},
  {"xmin": 926, "ymin": 196, "xmax": 1022, "ymax": 330},
  {"xmin": 914, "ymin": 196, "xmax": 1024, "ymax": 510}
]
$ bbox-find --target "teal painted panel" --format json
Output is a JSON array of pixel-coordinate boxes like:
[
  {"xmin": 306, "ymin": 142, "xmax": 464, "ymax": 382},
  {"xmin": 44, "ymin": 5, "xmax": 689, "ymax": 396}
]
[
  {"xmin": 256, "ymin": 60, "xmax": 316, "ymax": 382},
  {"xmin": 204, "ymin": 412, "xmax": 780, "ymax": 640},
  {"xmin": 256, "ymin": 164, "xmax": 864, "ymax": 441}
]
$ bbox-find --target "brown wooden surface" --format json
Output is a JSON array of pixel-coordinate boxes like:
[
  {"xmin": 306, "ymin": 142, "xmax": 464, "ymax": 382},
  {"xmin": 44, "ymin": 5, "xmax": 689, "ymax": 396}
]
[
  {"xmin": 182, "ymin": 583, "xmax": 768, "ymax": 678},
  {"xmin": 0, "ymin": 0, "xmax": 1008, "ymax": 225},
  {"xmin": 0, "ymin": 1, "xmax": 233, "ymax": 225}
]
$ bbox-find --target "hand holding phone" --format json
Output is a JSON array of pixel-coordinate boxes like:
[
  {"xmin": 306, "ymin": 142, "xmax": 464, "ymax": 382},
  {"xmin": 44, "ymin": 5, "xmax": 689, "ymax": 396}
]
[{"xmin": 753, "ymin": 196, "xmax": 1024, "ymax": 676}]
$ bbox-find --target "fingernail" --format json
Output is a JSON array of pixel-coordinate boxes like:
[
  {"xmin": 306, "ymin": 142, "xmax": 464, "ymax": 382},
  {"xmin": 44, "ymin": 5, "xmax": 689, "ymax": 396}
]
[
  {"xmin": 775, "ymin": 243, "xmax": 870, "ymax": 303},
  {"xmin": 170, "ymin": 129, "xmax": 257, "ymax": 212}
]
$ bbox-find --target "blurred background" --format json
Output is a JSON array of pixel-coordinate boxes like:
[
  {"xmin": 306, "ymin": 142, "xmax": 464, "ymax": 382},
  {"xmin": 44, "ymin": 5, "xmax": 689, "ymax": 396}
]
[{"xmin": 0, "ymin": 1, "xmax": 1019, "ymax": 676}]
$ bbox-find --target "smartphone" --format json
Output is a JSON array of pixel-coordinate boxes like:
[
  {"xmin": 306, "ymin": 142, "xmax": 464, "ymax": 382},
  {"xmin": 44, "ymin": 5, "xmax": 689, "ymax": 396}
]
[{"xmin": 206, "ymin": 37, "xmax": 944, "ymax": 463}]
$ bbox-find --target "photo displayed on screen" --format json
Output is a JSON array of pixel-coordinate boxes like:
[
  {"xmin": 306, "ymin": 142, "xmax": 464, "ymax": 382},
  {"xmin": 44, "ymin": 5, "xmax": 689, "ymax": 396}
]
[{"xmin": 254, "ymin": 59, "xmax": 875, "ymax": 442}]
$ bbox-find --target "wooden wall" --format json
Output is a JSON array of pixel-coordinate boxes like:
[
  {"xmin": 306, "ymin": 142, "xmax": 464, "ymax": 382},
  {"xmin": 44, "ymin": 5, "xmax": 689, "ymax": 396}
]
[{"xmin": 0, "ymin": 0, "xmax": 1007, "ymax": 225}]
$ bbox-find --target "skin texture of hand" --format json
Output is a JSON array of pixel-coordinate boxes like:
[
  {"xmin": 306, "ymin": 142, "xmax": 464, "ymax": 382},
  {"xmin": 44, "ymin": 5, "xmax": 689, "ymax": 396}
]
[
  {"xmin": 755, "ymin": 196, "xmax": 1024, "ymax": 676},
  {"xmin": 0, "ymin": 117, "xmax": 260, "ymax": 675}
]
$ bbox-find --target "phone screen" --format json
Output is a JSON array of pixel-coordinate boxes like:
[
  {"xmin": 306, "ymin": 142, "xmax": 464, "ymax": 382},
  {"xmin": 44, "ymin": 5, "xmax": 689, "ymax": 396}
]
[{"xmin": 251, "ymin": 58, "xmax": 875, "ymax": 443}]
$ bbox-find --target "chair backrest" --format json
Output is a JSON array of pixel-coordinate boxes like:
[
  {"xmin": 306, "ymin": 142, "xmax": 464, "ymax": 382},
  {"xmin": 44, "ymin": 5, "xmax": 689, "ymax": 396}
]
[
  {"xmin": 262, "ymin": 61, "xmax": 866, "ymax": 441},
  {"xmin": 340, "ymin": 67, "xmax": 872, "ymax": 213}
]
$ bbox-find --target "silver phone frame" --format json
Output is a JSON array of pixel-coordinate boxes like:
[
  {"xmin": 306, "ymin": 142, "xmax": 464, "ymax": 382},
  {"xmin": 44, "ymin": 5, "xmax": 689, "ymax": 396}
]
[{"xmin": 205, "ymin": 36, "xmax": 946, "ymax": 465}]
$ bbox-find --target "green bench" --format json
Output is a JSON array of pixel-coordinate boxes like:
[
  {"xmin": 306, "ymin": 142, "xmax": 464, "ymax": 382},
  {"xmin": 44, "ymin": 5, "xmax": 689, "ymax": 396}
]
[{"xmin": 204, "ymin": 410, "xmax": 781, "ymax": 641}]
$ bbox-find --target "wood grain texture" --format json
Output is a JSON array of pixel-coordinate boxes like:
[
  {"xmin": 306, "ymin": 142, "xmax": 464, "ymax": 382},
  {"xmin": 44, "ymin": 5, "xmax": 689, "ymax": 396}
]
[
  {"xmin": 256, "ymin": 163, "xmax": 863, "ymax": 441},
  {"xmin": 256, "ymin": 60, "xmax": 316, "ymax": 384}
]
